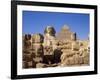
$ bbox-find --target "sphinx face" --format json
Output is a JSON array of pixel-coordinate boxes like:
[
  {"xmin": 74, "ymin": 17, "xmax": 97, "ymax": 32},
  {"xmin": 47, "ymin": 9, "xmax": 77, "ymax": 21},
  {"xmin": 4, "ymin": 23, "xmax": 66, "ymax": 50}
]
[
  {"xmin": 44, "ymin": 26, "xmax": 56, "ymax": 36},
  {"xmin": 46, "ymin": 27, "xmax": 53, "ymax": 34}
]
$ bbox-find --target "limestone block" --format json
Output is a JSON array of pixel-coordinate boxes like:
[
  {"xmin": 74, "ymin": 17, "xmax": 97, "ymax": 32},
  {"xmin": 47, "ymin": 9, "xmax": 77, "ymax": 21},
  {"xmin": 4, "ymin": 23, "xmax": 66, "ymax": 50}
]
[
  {"xmin": 32, "ymin": 44, "xmax": 44, "ymax": 57},
  {"xmin": 23, "ymin": 61, "xmax": 28, "ymax": 68},
  {"xmin": 32, "ymin": 34, "xmax": 44, "ymax": 43},
  {"xmin": 72, "ymin": 41, "xmax": 80, "ymax": 51},
  {"xmin": 83, "ymin": 55, "xmax": 89, "ymax": 64},
  {"xmin": 79, "ymin": 56, "xmax": 84, "ymax": 64},
  {"xmin": 23, "ymin": 53, "xmax": 33, "ymax": 62},
  {"xmin": 23, "ymin": 61, "xmax": 36, "ymax": 68},
  {"xmin": 33, "ymin": 57, "xmax": 43, "ymax": 63},
  {"xmin": 60, "ymin": 57, "xmax": 74, "ymax": 66},
  {"xmin": 36, "ymin": 63, "xmax": 47, "ymax": 68},
  {"xmin": 23, "ymin": 34, "xmax": 32, "ymax": 50},
  {"xmin": 44, "ymin": 46, "xmax": 53, "ymax": 55}
]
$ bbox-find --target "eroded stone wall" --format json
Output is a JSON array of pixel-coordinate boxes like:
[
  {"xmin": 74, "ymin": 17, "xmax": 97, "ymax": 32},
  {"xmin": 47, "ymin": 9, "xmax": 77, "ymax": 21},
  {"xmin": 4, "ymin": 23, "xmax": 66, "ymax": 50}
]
[{"xmin": 22, "ymin": 26, "xmax": 89, "ymax": 68}]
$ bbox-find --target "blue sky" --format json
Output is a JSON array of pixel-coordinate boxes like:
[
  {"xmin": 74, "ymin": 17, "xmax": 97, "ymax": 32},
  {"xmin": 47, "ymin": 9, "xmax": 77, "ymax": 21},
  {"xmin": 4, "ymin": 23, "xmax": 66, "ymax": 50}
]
[{"xmin": 22, "ymin": 11, "xmax": 89, "ymax": 40}]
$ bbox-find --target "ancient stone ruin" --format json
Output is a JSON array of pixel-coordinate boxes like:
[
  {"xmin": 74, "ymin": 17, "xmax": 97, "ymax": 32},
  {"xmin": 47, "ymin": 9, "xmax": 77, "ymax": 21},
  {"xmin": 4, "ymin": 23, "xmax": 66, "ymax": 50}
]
[{"xmin": 23, "ymin": 25, "xmax": 89, "ymax": 68}]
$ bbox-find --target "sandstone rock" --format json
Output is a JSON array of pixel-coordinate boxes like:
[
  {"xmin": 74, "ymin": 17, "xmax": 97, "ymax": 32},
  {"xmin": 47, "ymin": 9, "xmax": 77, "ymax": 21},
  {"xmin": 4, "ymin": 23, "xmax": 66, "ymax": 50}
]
[
  {"xmin": 32, "ymin": 33, "xmax": 44, "ymax": 43},
  {"xmin": 43, "ymin": 26, "xmax": 57, "ymax": 51},
  {"xmin": 72, "ymin": 41, "xmax": 80, "ymax": 51},
  {"xmin": 44, "ymin": 46, "xmax": 53, "ymax": 55},
  {"xmin": 22, "ymin": 25, "xmax": 90, "ymax": 68},
  {"xmin": 83, "ymin": 55, "xmax": 89, "ymax": 64},
  {"xmin": 43, "ymin": 55, "xmax": 54, "ymax": 64},
  {"xmin": 23, "ymin": 34, "xmax": 32, "ymax": 50},
  {"xmin": 23, "ymin": 53, "xmax": 33, "ymax": 61},
  {"xmin": 23, "ymin": 61, "xmax": 28, "ymax": 68},
  {"xmin": 33, "ymin": 57, "xmax": 43, "ymax": 63},
  {"xmin": 32, "ymin": 44, "xmax": 44, "ymax": 57},
  {"xmin": 36, "ymin": 63, "xmax": 47, "ymax": 68},
  {"xmin": 23, "ymin": 61, "xmax": 36, "ymax": 68},
  {"xmin": 54, "ymin": 48, "xmax": 62, "ymax": 63}
]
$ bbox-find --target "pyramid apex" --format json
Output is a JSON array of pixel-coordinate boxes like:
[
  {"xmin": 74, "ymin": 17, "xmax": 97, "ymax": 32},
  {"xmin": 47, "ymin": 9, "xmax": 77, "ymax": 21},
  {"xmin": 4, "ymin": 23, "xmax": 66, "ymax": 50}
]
[{"xmin": 62, "ymin": 24, "xmax": 70, "ymax": 30}]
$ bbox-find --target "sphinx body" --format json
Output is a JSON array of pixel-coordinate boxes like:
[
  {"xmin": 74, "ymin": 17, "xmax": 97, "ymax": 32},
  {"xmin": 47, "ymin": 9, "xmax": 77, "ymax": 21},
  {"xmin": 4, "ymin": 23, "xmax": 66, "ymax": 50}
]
[{"xmin": 43, "ymin": 26, "xmax": 57, "ymax": 51}]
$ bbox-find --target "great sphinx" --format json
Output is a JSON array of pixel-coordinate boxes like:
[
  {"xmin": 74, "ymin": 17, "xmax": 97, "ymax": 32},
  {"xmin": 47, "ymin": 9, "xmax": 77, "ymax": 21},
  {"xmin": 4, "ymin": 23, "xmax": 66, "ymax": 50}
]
[{"xmin": 43, "ymin": 26, "xmax": 62, "ymax": 65}]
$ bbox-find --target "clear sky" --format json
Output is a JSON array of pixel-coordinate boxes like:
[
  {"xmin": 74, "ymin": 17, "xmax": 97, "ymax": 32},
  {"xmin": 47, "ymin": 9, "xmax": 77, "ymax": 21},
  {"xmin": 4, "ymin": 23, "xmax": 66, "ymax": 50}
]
[{"xmin": 22, "ymin": 11, "xmax": 89, "ymax": 40}]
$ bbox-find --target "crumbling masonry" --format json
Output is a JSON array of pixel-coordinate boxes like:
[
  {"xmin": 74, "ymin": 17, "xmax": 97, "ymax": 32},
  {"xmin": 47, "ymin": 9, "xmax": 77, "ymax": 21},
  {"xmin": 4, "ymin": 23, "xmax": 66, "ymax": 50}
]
[{"xmin": 22, "ymin": 25, "xmax": 89, "ymax": 68}]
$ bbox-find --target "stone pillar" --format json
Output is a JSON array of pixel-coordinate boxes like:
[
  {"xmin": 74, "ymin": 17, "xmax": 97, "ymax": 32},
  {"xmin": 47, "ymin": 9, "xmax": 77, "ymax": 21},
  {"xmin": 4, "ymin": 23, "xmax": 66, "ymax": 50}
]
[{"xmin": 32, "ymin": 34, "xmax": 44, "ymax": 68}]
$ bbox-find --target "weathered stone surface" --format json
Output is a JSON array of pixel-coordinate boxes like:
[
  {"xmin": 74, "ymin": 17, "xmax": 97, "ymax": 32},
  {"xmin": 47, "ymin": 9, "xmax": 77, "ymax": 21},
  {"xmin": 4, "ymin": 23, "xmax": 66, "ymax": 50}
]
[
  {"xmin": 57, "ymin": 25, "xmax": 76, "ymax": 41},
  {"xmin": 23, "ymin": 34, "xmax": 32, "ymax": 50},
  {"xmin": 23, "ymin": 53, "xmax": 33, "ymax": 61},
  {"xmin": 23, "ymin": 61, "xmax": 36, "ymax": 68},
  {"xmin": 44, "ymin": 26, "xmax": 57, "ymax": 50},
  {"xmin": 33, "ymin": 57, "xmax": 43, "ymax": 63},
  {"xmin": 44, "ymin": 46, "xmax": 53, "ymax": 55},
  {"xmin": 22, "ymin": 25, "xmax": 89, "ymax": 68},
  {"xmin": 72, "ymin": 41, "xmax": 80, "ymax": 51},
  {"xmin": 32, "ymin": 44, "xmax": 44, "ymax": 57},
  {"xmin": 43, "ymin": 55, "xmax": 54, "ymax": 64},
  {"xmin": 32, "ymin": 34, "xmax": 44, "ymax": 43},
  {"xmin": 54, "ymin": 48, "xmax": 62, "ymax": 63},
  {"xmin": 36, "ymin": 63, "xmax": 47, "ymax": 68}
]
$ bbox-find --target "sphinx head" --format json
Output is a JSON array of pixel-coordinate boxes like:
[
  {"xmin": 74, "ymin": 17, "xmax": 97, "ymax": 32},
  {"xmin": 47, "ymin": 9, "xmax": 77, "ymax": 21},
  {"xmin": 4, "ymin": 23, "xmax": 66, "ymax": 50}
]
[{"xmin": 44, "ymin": 26, "xmax": 56, "ymax": 36}]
